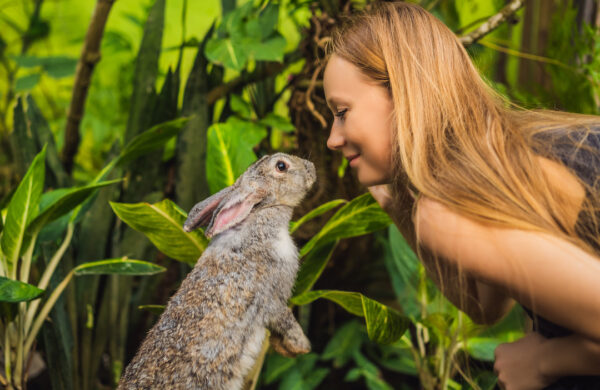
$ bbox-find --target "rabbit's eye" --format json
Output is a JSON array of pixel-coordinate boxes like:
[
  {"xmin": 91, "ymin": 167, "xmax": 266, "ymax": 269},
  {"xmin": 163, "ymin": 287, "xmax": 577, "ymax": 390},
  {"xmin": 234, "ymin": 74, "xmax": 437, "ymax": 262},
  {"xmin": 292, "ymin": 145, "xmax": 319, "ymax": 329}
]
[{"xmin": 276, "ymin": 161, "xmax": 288, "ymax": 172}]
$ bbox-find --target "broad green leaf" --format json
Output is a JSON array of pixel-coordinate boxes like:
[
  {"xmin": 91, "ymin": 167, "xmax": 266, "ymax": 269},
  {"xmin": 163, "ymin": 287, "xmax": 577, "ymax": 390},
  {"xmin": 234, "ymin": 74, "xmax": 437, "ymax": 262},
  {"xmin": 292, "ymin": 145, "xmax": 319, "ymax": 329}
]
[
  {"xmin": 116, "ymin": 117, "xmax": 190, "ymax": 166},
  {"xmin": 1, "ymin": 147, "xmax": 46, "ymax": 264},
  {"xmin": 15, "ymin": 73, "xmax": 41, "ymax": 91},
  {"xmin": 73, "ymin": 258, "xmax": 166, "ymax": 276},
  {"xmin": 321, "ymin": 320, "xmax": 364, "ymax": 367},
  {"xmin": 0, "ymin": 276, "xmax": 44, "ymax": 303},
  {"xmin": 110, "ymin": 199, "xmax": 208, "ymax": 265},
  {"xmin": 248, "ymin": 34, "xmax": 286, "ymax": 62},
  {"xmin": 351, "ymin": 352, "xmax": 394, "ymax": 390},
  {"xmin": 230, "ymin": 94, "xmax": 253, "ymax": 119},
  {"xmin": 300, "ymin": 193, "xmax": 391, "ymax": 257},
  {"xmin": 137, "ymin": 304, "xmax": 165, "ymax": 315},
  {"xmin": 291, "ymin": 290, "xmax": 408, "ymax": 345},
  {"xmin": 206, "ymin": 117, "xmax": 267, "ymax": 193},
  {"xmin": 290, "ymin": 199, "xmax": 346, "ymax": 233},
  {"xmin": 263, "ymin": 354, "xmax": 296, "ymax": 385},
  {"xmin": 28, "ymin": 180, "xmax": 121, "ymax": 235},
  {"xmin": 12, "ymin": 55, "xmax": 77, "ymax": 78},
  {"xmin": 292, "ymin": 240, "xmax": 337, "ymax": 297},
  {"xmin": 259, "ymin": 113, "xmax": 295, "ymax": 132},
  {"xmin": 205, "ymin": 37, "xmax": 248, "ymax": 71}
]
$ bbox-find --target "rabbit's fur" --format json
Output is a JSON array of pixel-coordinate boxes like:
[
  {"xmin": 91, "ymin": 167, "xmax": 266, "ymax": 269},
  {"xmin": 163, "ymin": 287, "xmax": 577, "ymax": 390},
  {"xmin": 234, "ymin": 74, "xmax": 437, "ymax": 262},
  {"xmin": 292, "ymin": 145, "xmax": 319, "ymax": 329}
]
[{"xmin": 118, "ymin": 154, "xmax": 315, "ymax": 389}]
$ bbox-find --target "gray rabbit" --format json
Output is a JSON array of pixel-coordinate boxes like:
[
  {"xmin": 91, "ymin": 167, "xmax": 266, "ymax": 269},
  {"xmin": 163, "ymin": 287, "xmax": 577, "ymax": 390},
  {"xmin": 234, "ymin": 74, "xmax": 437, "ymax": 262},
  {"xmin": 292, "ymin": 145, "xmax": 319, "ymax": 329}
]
[{"xmin": 118, "ymin": 153, "xmax": 315, "ymax": 389}]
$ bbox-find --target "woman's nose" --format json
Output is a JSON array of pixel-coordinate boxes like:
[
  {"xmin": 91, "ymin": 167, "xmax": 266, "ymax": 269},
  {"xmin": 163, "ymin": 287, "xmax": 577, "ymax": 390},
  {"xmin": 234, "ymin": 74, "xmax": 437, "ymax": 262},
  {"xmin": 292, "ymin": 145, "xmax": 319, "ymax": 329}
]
[{"xmin": 326, "ymin": 124, "xmax": 345, "ymax": 150}]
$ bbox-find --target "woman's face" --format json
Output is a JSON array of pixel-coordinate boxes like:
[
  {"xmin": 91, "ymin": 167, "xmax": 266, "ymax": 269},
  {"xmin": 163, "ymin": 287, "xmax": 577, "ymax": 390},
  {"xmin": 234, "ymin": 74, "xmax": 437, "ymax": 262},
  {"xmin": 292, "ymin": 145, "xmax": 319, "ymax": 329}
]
[{"xmin": 323, "ymin": 54, "xmax": 394, "ymax": 186}]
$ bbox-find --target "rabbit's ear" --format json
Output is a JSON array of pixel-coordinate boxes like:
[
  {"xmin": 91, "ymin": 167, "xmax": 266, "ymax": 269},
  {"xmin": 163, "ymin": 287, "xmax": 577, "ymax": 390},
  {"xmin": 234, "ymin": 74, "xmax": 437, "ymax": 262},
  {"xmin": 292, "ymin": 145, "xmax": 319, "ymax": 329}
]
[
  {"xmin": 205, "ymin": 189, "xmax": 268, "ymax": 238},
  {"xmin": 183, "ymin": 186, "xmax": 234, "ymax": 232}
]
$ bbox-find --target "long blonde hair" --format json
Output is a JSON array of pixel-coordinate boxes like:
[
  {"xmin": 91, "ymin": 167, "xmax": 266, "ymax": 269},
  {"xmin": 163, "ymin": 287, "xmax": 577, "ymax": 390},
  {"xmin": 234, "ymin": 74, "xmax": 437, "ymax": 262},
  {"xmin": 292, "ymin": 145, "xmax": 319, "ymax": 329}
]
[{"xmin": 327, "ymin": 2, "xmax": 600, "ymax": 256}]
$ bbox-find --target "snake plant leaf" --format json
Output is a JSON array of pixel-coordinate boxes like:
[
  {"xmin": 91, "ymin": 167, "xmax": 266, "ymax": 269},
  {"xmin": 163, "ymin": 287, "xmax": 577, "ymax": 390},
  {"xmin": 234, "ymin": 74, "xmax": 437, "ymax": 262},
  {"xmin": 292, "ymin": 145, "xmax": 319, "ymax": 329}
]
[
  {"xmin": 1, "ymin": 146, "xmax": 46, "ymax": 264},
  {"xmin": 0, "ymin": 276, "xmax": 44, "ymax": 303},
  {"xmin": 300, "ymin": 193, "xmax": 392, "ymax": 257},
  {"xmin": 292, "ymin": 240, "xmax": 337, "ymax": 297},
  {"xmin": 73, "ymin": 258, "xmax": 165, "ymax": 276},
  {"xmin": 110, "ymin": 199, "xmax": 208, "ymax": 265},
  {"xmin": 206, "ymin": 117, "xmax": 267, "ymax": 193},
  {"xmin": 290, "ymin": 199, "xmax": 347, "ymax": 234},
  {"xmin": 116, "ymin": 117, "xmax": 190, "ymax": 167},
  {"xmin": 291, "ymin": 290, "xmax": 408, "ymax": 345}
]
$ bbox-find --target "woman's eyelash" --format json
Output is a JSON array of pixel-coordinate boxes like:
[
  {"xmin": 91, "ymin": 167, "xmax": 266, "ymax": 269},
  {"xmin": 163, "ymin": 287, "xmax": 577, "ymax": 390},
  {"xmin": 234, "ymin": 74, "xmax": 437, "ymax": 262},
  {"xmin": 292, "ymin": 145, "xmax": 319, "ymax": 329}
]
[{"xmin": 334, "ymin": 109, "xmax": 348, "ymax": 118}]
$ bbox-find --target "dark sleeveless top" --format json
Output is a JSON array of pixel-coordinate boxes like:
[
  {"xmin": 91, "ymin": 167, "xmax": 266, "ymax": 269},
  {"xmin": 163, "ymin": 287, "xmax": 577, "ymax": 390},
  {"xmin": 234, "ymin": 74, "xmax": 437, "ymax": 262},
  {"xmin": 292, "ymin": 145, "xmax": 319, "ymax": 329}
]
[{"xmin": 524, "ymin": 127, "xmax": 600, "ymax": 389}]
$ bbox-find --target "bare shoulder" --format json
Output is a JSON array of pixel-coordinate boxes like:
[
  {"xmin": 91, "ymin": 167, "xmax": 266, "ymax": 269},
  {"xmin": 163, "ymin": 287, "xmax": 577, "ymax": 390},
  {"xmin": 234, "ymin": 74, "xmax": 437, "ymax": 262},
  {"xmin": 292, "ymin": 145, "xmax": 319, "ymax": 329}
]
[{"xmin": 415, "ymin": 196, "xmax": 600, "ymax": 341}]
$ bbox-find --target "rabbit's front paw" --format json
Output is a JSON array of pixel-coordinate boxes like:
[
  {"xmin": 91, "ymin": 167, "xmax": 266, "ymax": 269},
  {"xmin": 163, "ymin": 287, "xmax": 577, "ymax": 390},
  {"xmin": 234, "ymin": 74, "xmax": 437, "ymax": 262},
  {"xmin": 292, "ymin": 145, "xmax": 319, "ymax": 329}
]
[{"xmin": 269, "ymin": 331, "xmax": 311, "ymax": 358}]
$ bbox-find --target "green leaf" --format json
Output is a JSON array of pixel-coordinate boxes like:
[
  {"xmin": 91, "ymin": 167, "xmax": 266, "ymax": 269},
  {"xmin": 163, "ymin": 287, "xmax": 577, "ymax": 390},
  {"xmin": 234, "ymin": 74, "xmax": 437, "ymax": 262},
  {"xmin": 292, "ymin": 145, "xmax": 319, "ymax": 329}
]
[
  {"xmin": 206, "ymin": 117, "xmax": 267, "ymax": 193},
  {"xmin": 292, "ymin": 240, "xmax": 337, "ymax": 296},
  {"xmin": 28, "ymin": 180, "xmax": 121, "ymax": 235},
  {"xmin": 205, "ymin": 37, "xmax": 248, "ymax": 71},
  {"xmin": 15, "ymin": 73, "xmax": 41, "ymax": 91},
  {"xmin": 263, "ymin": 354, "xmax": 296, "ymax": 385},
  {"xmin": 321, "ymin": 320, "xmax": 364, "ymax": 367},
  {"xmin": 1, "ymin": 146, "xmax": 46, "ymax": 264},
  {"xmin": 291, "ymin": 290, "xmax": 408, "ymax": 344},
  {"xmin": 248, "ymin": 34, "xmax": 286, "ymax": 62},
  {"xmin": 110, "ymin": 199, "xmax": 208, "ymax": 265},
  {"xmin": 116, "ymin": 117, "xmax": 190, "ymax": 166},
  {"xmin": 230, "ymin": 94, "xmax": 253, "ymax": 119},
  {"xmin": 137, "ymin": 304, "xmax": 166, "ymax": 315},
  {"xmin": 300, "ymin": 193, "xmax": 391, "ymax": 257},
  {"xmin": 290, "ymin": 199, "xmax": 346, "ymax": 233},
  {"xmin": 73, "ymin": 258, "xmax": 166, "ymax": 276},
  {"xmin": 0, "ymin": 276, "xmax": 44, "ymax": 303},
  {"xmin": 259, "ymin": 113, "xmax": 295, "ymax": 132}
]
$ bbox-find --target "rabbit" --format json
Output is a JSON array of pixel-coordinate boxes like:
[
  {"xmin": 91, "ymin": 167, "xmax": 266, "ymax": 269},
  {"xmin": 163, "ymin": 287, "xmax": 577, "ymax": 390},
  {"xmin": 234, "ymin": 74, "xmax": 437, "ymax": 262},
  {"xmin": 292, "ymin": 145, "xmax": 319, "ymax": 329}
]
[{"xmin": 118, "ymin": 153, "xmax": 315, "ymax": 390}]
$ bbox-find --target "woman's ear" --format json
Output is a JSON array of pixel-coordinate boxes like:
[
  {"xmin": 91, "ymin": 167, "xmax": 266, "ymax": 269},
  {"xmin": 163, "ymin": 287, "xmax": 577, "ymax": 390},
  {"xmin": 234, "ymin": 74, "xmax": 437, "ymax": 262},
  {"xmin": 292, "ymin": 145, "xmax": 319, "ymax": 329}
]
[
  {"xmin": 183, "ymin": 186, "xmax": 234, "ymax": 232},
  {"xmin": 204, "ymin": 188, "xmax": 268, "ymax": 238}
]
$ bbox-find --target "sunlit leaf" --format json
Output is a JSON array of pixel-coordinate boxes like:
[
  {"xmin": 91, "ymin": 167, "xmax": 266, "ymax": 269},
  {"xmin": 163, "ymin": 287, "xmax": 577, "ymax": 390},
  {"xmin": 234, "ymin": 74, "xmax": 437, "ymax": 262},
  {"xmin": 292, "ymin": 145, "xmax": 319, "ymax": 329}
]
[
  {"xmin": 110, "ymin": 199, "xmax": 208, "ymax": 265},
  {"xmin": 259, "ymin": 113, "xmax": 295, "ymax": 132},
  {"xmin": 300, "ymin": 193, "xmax": 391, "ymax": 257},
  {"xmin": 0, "ymin": 276, "xmax": 44, "ymax": 303},
  {"xmin": 247, "ymin": 34, "xmax": 286, "ymax": 62},
  {"xmin": 206, "ymin": 117, "xmax": 267, "ymax": 193},
  {"xmin": 292, "ymin": 240, "xmax": 337, "ymax": 296},
  {"xmin": 1, "ymin": 147, "xmax": 46, "ymax": 264},
  {"xmin": 291, "ymin": 290, "xmax": 408, "ymax": 344},
  {"xmin": 116, "ymin": 117, "xmax": 190, "ymax": 166},
  {"xmin": 205, "ymin": 37, "xmax": 248, "ymax": 71},
  {"xmin": 15, "ymin": 73, "xmax": 41, "ymax": 91},
  {"xmin": 290, "ymin": 199, "xmax": 346, "ymax": 233},
  {"xmin": 74, "ymin": 258, "xmax": 165, "ymax": 276}
]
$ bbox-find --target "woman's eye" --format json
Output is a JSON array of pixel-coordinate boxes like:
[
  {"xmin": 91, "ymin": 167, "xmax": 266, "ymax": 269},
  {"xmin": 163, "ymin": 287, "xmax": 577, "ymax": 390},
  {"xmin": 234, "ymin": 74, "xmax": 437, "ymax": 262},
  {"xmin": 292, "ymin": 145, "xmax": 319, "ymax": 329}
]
[
  {"xmin": 276, "ymin": 161, "xmax": 288, "ymax": 172},
  {"xmin": 334, "ymin": 109, "xmax": 348, "ymax": 119}
]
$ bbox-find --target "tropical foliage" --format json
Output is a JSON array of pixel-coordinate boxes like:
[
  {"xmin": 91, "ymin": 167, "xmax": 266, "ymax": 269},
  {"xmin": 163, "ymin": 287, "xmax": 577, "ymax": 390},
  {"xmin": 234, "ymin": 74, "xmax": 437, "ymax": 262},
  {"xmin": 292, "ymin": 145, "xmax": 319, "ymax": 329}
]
[{"xmin": 0, "ymin": 0, "xmax": 598, "ymax": 389}]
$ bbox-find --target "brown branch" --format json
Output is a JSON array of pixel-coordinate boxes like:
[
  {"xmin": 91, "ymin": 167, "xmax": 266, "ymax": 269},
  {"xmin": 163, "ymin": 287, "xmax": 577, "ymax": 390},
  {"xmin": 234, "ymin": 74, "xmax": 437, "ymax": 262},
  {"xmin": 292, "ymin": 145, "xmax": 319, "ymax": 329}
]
[
  {"xmin": 62, "ymin": 0, "xmax": 115, "ymax": 174},
  {"xmin": 459, "ymin": 0, "xmax": 524, "ymax": 46}
]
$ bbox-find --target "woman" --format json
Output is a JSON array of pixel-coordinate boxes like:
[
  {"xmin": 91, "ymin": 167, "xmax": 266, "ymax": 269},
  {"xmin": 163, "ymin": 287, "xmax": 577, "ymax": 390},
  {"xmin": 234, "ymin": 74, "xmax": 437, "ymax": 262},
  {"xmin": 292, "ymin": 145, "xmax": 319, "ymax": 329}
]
[{"xmin": 322, "ymin": 2, "xmax": 600, "ymax": 389}]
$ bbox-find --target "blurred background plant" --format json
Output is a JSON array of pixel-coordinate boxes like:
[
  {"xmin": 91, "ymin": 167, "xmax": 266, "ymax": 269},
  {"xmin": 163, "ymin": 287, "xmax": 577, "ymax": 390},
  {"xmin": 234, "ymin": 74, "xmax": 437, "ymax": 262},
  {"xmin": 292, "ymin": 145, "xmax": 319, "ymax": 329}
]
[{"xmin": 0, "ymin": 0, "xmax": 598, "ymax": 389}]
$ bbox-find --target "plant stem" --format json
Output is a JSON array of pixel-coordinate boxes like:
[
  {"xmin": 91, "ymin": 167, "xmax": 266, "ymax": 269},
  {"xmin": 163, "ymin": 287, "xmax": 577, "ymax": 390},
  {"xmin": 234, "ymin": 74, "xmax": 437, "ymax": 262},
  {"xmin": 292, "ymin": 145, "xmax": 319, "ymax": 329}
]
[
  {"xmin": 4, "ymin": 324, "xmax": 11, "ymax": 386},
  {"xmin": 19, "ymin": 237, "xmax": 36, "ymax": 283},
  {"xmin": 13, "ymin": 305, "xmax": 24, "ymax": 389},
  {"xmin": 23, "ymin": 270, "xmax": 74, "ymax": 356},
  {"xmin": 24, "ymin": 223, "xmax": 74, "ymax": 334}
]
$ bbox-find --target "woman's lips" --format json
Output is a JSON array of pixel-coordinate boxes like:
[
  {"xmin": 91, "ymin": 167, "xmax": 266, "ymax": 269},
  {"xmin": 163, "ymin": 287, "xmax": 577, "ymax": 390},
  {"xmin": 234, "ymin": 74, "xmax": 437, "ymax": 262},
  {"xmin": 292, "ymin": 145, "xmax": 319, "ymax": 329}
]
[{"xmin": 346, "ymin": 154, "xmax": 360, "ymax": 167}]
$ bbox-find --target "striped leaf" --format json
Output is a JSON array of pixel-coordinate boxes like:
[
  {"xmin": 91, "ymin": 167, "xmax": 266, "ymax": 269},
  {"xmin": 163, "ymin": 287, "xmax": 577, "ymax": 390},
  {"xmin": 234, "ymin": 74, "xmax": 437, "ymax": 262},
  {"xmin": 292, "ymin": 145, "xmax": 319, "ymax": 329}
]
[
  {"xmin": 110, "ymin": 199, "xmax": 208, "ymax": 265},
  {"xmin": 0, "ymin": 276, "xmax": 44, "ymax": 303},
  {"xmin": 73, "ymin": 258, "xmax": 165, "ymax": 276},
  {"xmin": 291, "ymin": 290, "xmax": 408, "ymax": 345},
  {"xmin": 1, "ymin": 147, "xmax": 46, "ymax": 264}
]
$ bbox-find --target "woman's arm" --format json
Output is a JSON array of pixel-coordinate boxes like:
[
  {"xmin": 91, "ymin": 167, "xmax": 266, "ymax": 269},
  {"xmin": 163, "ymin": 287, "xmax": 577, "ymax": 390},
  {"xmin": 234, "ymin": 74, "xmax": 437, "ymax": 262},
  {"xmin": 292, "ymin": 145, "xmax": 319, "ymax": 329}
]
[
  {"xmin": 494, "ymin": 331, "xmax": 600, "ymax": 389},
  {"xmin": 369, "ymin": 185, "xmax": 514, "ymax": 324},
  {"xmin": 415, "ymin": 196, "xmax": 600, "ymax": 342}
]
